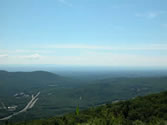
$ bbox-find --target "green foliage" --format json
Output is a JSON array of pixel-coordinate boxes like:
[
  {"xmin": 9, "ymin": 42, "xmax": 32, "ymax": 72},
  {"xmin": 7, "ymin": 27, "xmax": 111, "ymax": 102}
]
[
  {"xmin": 7, "ymin": 91, "xmax": 167, "ymax": 125},
  {"xmin": 76, "ymin": 105, "xmax": 80, "ymax": 116}
]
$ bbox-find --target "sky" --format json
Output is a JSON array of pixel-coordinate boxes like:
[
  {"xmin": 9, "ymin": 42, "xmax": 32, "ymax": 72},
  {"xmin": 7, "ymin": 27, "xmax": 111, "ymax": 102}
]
[{"xmin": 0, "ymin": 0, "xmax": 167, "ymax": 67}]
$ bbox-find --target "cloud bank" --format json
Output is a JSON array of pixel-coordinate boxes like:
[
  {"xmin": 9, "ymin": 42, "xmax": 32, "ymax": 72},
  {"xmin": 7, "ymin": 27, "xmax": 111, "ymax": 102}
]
[
  {"xmin": 18, "ymin": 54, "xmax": 41, "ymax": 60},
  {"xmin": 0, "ymin": 54, "xmax": 8, "ymax": 58},
  {"xmin": 39, "ymin": 44, "xmax": 167, "ymax": 51},
  {"xmin": 0, "ymin": 52, "xmax": 167, "ymax": 67},
  {"xmin": 0, "ymin": 43, "xmax": 167, "ymax": 67}
]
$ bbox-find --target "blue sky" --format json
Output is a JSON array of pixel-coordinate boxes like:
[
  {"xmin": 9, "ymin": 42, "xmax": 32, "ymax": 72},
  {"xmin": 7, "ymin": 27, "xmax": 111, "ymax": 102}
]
[{"xmin": 0, "ymin": 0, "xmax": 167, "ymax": 67}]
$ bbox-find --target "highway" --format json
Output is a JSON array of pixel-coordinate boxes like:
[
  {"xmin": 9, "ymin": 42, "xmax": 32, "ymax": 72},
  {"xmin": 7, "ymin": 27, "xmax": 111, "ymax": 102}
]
[{"xmin": 0, "ymin": 92, "xmax": 40, "ymax": 121}]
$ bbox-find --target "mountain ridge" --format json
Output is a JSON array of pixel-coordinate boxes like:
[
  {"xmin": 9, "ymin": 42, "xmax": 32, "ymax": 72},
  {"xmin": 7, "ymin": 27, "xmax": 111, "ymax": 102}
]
[{"xmin": 0, "ymin": 70, "xmax": 64, "ymax": 96}]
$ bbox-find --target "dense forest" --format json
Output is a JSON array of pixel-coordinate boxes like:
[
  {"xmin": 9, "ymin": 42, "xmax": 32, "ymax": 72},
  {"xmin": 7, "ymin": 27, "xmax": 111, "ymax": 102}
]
[
  {"xmin": 1, "ymin": 70, "xmax": 167, "ymax": 124},
  {"xmin": 3, "ymin": 91, "xmax": 167, "ymax": 125}
]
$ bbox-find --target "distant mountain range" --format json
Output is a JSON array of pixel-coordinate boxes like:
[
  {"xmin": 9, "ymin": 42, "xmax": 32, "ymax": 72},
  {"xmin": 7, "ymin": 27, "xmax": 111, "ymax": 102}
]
[
  {"xmin": 0, "ymin": 70, "xmax": 65, "ymax": 96},
  {"xmin": 0, "ymin": 70, "xmax": 60, "ymax": 80}
]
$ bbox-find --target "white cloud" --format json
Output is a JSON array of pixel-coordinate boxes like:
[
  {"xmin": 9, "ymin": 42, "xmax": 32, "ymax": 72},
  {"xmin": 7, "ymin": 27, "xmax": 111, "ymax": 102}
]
[
  {"xmin": 135, "ymin": 11, "xmax": 166, "ymax": 19},
  {"xmin": 57, "ymin": 0, "xmax": 72, "ymax": 7},
  {"xmin": 0, "ymin": 54, "xmax": 8, "ymax": 58},
  {"xmin": 18, "ymin": 53, "xmax": 41, "ymax": 60},
  {"xmin": 15, "ymin": 49, "xmax": 31, "ymax": 53},
  {"xmin": 162, "ymin": 24, "xmax": 167, "ymax": 28},
  {"xmin": 0, "ymin": 49, "xmax": 52, "ymax": 55},
  {"xmin": 1, "ymin": 44, "xmax": 167, "ymax": 66},
  {"xmin": 0, "ymin": 54, "xmax": 42, "ymax": 64},
  {"xmin": 0, "ymin": 44, "xmax": 167, "ymax": 59},
  {"xmin": 147, "ymin": 12, "xmax": 158, "ymax": 18},
  {"xmin": 79, "ymin": 52, "xmax": 167, "ymax": 67},
  {"xmin": 42, "ymin": 44, "xmax": 102, "ymax": 49},
  {"xmin": 39, "ymin": 44, "xmax": 167, "ymax": 51},
  {"xmin": 0, "ymin": 54, "xmax": 8, "ymax": 64},
  {"xmin": 112, "ymin": 4, "xmax": 131, "ymax": 9},
  {"xmin": 19, "ymin": 53, "xmax": 167, "ymax": 67},
  {"xmin": 0, "ymin": 52, "xmax": 167, "ymax": 67}
]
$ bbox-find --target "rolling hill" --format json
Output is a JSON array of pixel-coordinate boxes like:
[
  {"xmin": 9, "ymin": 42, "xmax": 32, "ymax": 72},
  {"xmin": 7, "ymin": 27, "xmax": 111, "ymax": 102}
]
[
  {"xmin": 0, "ymin": 70, "xmax": 72, "ymax": 96},
  {"xmin": 1, "ymin": 70, "xmax": 167, "ymax": 124}
]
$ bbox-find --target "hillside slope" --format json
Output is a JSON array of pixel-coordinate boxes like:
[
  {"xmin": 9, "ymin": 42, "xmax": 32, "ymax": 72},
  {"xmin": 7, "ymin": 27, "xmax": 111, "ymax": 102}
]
[
  {"xmin": 11, "ymin": 91, "xmax": 167, "ymax": 125},
  {"xmin": 0, "ymin": 70, "xmax": 67, "ymax": 96}
]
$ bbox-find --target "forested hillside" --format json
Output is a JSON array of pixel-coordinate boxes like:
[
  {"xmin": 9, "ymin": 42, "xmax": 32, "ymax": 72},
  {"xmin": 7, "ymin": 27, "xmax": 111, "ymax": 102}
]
[
  {"xmin": 6, "ymin": 91, "xmax": 167, "ymax": 125},
  {"xmin": 0, "ymin": 70, "xmax": 79, "ymax": 96},
  {"xmin": 1, "ymin": 71, "xmax": 167, "ymax": 123}
]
